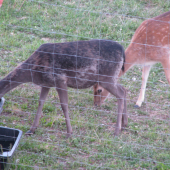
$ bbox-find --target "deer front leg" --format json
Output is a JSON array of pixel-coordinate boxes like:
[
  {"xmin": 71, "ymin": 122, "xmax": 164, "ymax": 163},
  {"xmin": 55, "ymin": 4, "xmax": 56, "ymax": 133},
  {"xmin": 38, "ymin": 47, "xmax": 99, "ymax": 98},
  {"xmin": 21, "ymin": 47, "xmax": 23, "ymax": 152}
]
[
  {"xmin": 135, "ymin": 65, "xmax": 151, "ymax": 108},
  {"xmin": 26, "ymin": 87, "xmax": 50, "ymax": 135},
  {"xmin": 56, "ymin": 83, "xmax": 72, "ymax": 138}
]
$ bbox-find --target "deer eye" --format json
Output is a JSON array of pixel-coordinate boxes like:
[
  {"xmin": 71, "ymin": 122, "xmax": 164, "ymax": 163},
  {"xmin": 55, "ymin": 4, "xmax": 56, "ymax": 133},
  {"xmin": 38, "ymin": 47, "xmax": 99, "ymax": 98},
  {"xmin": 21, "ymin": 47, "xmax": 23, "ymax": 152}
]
[{"xmin": 97, "ymin": 89, "xmax": 102, "ymax": 94}]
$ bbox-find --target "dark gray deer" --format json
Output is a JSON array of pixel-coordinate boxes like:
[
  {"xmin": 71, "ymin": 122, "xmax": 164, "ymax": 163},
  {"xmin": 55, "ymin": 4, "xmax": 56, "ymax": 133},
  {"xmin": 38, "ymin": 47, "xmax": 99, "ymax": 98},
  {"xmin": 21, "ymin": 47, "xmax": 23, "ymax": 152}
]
[{"xmin": 0, "ymin": 40, "xmax": 127, "ymax": 137}]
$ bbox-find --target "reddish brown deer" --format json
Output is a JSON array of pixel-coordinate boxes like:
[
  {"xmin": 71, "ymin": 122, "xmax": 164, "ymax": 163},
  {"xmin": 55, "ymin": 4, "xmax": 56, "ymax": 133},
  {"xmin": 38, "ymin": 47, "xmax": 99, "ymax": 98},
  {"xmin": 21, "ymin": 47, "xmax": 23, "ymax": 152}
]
[
  {"xmin": 0, "ymin": 40, "xmax": 127, "ymax": 137},
  {"xmin": 94, "ymin": 11, "xmax": 170, "ymax": 108}
]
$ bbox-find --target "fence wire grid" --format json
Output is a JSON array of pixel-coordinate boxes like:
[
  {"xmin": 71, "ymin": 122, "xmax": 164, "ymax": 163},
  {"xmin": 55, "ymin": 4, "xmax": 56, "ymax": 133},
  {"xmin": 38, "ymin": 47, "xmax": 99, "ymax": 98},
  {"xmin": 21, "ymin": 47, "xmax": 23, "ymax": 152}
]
[{"xmin": 0, "ymin": 0, "xmax": 170, "ymax": 169}]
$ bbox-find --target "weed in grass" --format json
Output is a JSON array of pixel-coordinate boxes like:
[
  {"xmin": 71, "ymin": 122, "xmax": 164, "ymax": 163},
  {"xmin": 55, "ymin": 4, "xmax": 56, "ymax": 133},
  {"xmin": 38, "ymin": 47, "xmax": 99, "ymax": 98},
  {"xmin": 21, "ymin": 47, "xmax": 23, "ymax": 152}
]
[
  {"xmin": 137, "ymin": 110, "xmax": 148, "ymax": 116},
  {"xmin": 43, "ymin": 103, "xmax": 56, "ymax": 113},
  {"xmin": 154, "ymin": 163, "xmax": 170, "ymax": 170}
]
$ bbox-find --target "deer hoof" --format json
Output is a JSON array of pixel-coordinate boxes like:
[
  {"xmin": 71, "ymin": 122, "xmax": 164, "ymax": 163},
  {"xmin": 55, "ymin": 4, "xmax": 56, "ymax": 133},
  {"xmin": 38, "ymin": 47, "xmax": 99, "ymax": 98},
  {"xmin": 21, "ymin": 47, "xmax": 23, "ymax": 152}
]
[
  {"xmin": 25, "ymin": 130, "xmax": 34, "ymax": 135},
  {"xmin": 121, "ymin": 125, "xmax": 127, "ymax": 131},
  {"xmin": 66, "ymin": 133, "xmax": 72, "ymax": 139},
  {"xmin": 134, "ymin": 104, "xmax": 140, "ymax": 108},
  {"xmin": 114, "ymin": 129, "xmax": 121, "ymax": 136}
]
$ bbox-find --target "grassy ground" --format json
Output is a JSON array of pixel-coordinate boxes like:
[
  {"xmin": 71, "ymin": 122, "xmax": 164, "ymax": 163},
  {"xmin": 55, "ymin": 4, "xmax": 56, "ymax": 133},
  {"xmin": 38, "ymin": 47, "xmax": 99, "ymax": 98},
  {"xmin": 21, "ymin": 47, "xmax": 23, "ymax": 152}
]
[{"xmin": 0, "ymin": 0, "xmax": 170, "ymax": 169}]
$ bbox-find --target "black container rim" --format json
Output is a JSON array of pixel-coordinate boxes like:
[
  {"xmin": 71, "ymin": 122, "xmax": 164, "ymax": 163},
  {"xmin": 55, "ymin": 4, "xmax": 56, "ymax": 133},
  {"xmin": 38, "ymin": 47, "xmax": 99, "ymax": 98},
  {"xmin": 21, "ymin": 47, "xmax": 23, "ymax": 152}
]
[{"xmin": 0, "ymin": 126, "xmax": 22, "ymax": 158}]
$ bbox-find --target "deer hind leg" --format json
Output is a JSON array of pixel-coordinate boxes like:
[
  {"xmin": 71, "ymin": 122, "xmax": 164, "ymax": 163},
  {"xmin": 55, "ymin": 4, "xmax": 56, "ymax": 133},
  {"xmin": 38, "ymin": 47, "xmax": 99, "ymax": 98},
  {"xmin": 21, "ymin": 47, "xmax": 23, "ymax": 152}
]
[
  {"xmin": 26, "ymin": 87, "xmax": 50, "ymax": 135},
  {"xmin": 99, "ymin": 81, "xmax": 127, "ymax": 136},
  {"xmin": 135, "ymin": 65, "xmax": 152, "ymax": 108},
  {"xmin": 56, "ymin": 83, "xmax": 72, "ymax": 138}
]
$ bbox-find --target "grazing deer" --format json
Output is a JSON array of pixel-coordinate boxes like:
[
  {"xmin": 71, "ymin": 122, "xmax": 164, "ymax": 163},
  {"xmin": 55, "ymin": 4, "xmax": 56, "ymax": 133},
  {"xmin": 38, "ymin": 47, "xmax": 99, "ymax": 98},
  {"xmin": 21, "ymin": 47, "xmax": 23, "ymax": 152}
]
[
  {"xmin": 0, "ymin": 40, "xmax": 127, "ymax": 136},
  {"xmin": 94, "ymin": 11, "xmax": 170, "ymax": 108}
]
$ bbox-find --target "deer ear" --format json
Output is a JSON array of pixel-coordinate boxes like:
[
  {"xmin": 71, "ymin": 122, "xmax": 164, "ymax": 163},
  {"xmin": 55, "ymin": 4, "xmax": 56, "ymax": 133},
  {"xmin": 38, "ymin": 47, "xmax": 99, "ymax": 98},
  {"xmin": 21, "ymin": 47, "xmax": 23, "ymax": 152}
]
[{"xmin": 97, "ymin": 89, "xmax": 102, "ymax": 93}]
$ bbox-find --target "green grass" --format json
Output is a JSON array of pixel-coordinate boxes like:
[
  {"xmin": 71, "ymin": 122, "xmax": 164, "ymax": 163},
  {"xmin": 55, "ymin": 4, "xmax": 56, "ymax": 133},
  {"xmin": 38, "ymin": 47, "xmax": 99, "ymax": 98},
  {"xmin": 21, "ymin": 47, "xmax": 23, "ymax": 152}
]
[{"xmin": 0, "ymin": 0, "xmax": 170, "ymax": 169}]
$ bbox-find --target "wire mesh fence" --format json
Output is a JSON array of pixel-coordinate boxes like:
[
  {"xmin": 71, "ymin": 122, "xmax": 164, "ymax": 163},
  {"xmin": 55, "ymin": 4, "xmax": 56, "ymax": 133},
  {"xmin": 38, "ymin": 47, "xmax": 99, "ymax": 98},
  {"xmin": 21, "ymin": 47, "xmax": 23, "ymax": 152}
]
[{"xmin": 0, "ymin": 0, "xmax": 170, "ymax": 169}]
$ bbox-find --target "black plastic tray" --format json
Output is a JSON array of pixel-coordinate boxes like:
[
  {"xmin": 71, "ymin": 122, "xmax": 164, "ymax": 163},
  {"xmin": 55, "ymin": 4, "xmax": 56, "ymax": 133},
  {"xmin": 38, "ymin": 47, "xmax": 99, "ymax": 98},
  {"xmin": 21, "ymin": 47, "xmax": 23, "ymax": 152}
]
[{"xmin": 0, "ymin": 126, "xmax": 22, "ymax": 170}]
